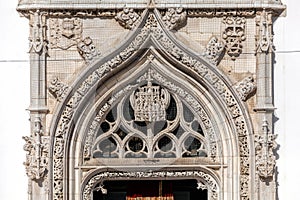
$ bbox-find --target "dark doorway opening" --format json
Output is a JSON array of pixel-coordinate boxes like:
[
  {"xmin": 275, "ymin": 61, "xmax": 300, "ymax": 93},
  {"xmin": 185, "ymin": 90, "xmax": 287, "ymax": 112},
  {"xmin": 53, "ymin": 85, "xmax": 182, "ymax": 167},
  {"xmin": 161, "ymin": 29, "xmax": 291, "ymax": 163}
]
[{"xmin": 93, "ymin": 179, "xmax": 207, "ymax": 200}]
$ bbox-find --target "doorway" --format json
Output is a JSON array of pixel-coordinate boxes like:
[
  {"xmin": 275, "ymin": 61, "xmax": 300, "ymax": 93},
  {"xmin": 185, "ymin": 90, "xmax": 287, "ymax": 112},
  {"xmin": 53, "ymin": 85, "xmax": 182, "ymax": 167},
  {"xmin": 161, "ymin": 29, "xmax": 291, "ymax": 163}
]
[{"xmin": 93, "ymin": 179, "xmax": 208, "ymax": 200}]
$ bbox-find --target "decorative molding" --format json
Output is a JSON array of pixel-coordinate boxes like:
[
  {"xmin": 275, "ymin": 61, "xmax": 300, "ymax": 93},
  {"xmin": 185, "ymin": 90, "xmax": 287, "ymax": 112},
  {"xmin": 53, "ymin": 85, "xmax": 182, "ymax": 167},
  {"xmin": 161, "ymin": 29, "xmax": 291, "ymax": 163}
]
[
  {"xmin": 77, "ymin": 37, "xmax": 101, "ymax": 63},
  {"xmin": 52, "ymin": 12, "xmax": 251, "ymax": 200},
  {"xmin": 235, "ymin": 76, "xmax": 256, "ymax": 101},
  {"xmin": 222, "ymin": 16, "xmax": 246, "ymax": 60},
  {"xmin": 187, "ymin": 9, "xmax": 256, "ymax": 17},
  {"xmin": 255, "ymin": 119, "xmax": 277, "ymax": 180},
  {"xmin": 23, "ymin": 117, "xmax": 49, "ymax": 180},
  {"xmin": 161, "ymin": 8, "xmax": 187, "ymax": 30},
  {"xmin": 29, "ymin": 10, "xmax": 48, "ymax": 54},
  {"xmin": 203, "ymin": 36, "xmax": 225, "ymax": 65},
  {"xmin": 115, "ymin": 8, "xmax": 141, "ymax": 29},
  {"xmin": 256, "ymin": 9, "xmax": 274, "ymax": 53},
  {"xmin": 49, "ymin": 18, "xmax": 82, "ymax": 50},
  {"xmin": 48, "ymin": 77, "xmax": 69, "ymax": 102},
  {"xmin": 82, "ymin": 170, "xmax": 218, "ymax": 200}
]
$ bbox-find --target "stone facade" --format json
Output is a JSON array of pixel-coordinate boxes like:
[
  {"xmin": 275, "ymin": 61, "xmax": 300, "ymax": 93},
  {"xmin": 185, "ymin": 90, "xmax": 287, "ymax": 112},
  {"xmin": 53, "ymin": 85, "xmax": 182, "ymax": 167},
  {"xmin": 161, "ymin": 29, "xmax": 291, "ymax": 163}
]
[{"xmin": 17, "ymin": 0, "xmax": 285, "ymax": 199}]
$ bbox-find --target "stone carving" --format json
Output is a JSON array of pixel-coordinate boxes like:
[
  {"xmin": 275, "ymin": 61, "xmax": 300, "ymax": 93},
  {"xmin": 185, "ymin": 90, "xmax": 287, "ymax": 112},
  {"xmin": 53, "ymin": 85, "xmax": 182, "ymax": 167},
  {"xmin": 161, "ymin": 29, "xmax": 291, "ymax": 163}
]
[
  {"xmin": 48, "ymin": 77, "xmax": 69, "ymax": 102},
  {"xmin": 23, "ymin": 117, "xmax": 49, "ymax": 180},
  {"xmin": 49, "ymin": 10, "xmax": 117, "ymax": 18},
  {"xmin": 222, "ymin": 16, "xmax": 246, "ymax": 60},
  {"xmin": 130, "ymin": 75, "xmax": 170, "ymax": 122},
  {"xmin": 255, "ymin": 119, "xmax": 277, "ymax": 180},
  {"xmin": 115, "ymin": 8, "xmax": 141, "ymax": 29},
  {"xmin": 162, "ymin": 8, "xmax": 187, "ymax": 30},
  {"xmin": 84, "ymin": 68, "xmax": 216, "ymax": 161},
  {"xmin": 256, "ymin": 9, "xmax": 274, "ymax": 53},
  {"xmin": 82, "ymin": 170, "xmax": 218, "ymax": 200},
  {"xmin": 29, "ymin": 10, "xmax": 47, "ymax": 54},
  {"xmin": 77, "ymin": 37, "xmax": 101, "ymax": 62},
  {"xmin": 204, "ymin": 36, "xmax": 225, "ymax": 65},
  {"xmin": 235, "ymin": 76, "xmax": 256, "ymax": 101},
  {"xmin": 49, "ymin": 18, "xmax": 82, "ymax": 50},
  {"xmin": 187, "ymin": 9, "xmax": 256, "ymax": 17},
  {"xmin": 53, "ymin": 12, "xmax": 250, "ymax": 200}
]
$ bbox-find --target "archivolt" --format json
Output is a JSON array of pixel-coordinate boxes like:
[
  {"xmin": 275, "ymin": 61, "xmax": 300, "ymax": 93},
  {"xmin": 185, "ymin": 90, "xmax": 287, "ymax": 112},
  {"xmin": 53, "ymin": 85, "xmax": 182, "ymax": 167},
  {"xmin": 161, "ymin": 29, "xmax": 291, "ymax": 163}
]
[{"xmin": 49, "ymin": 9, "xmax": 254, "ymax": 200}]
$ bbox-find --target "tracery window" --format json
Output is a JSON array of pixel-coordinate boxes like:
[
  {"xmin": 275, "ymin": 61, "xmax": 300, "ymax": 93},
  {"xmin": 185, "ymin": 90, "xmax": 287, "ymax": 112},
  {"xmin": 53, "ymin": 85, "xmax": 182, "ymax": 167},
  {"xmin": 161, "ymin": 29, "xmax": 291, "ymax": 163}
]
[{"xmin": 92, "ymin": 81, "xmax": 208, "ymax": 159}]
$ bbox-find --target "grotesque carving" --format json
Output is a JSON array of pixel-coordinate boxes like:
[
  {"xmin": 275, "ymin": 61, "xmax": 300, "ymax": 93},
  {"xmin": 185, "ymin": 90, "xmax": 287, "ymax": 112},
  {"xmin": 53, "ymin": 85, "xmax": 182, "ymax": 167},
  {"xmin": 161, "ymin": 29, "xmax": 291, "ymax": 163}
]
[
  {"xmin": 23, "ymin": 117, "xmax": 49, "ymax": 180},
  {"xmin": 77, "ymin": 37, "xmax": 101, "ymax": 62},
  {"xmin": 222, "ymin": 16, "xmax": 246, "ymax": 60},
  {"xmin": 255, "ymin": 119, "xmax": 277, "ymax": 180},
  {"xmin": 48, "ymin": 77, "xmax": 69, "ymax": 102},
  {"xmin": 162, "ymin": 8, "xmax": 187, "ymax": 30},
  {"xmin": 49, "ymin": 18, "xmax": 82, "ymax": 50},
  {"xmin": 115, "ymin": 8, "xmax": 141, "ymax": 29},
  {"xmin": 235, "ymin": 76, "xmax": 256, "ymax": 101},
  {"xmin": 204, "ymin": 36, "xmax": 225, "ymax": 65}
]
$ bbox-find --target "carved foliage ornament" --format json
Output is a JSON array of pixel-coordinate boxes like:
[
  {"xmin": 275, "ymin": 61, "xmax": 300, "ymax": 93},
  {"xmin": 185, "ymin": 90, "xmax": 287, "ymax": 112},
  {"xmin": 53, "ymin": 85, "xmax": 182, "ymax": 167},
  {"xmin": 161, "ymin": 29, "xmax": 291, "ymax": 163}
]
[
  {"xmin": 162, "ymin": 8, "xmax": 187, "ymax": 30},
  {"xmin": 204, "ymin": 36, "xmax": 225, "ymax": 65},
  {"xmin": 235, "ymin": 76, "xmax": 256, "ymax": 101},
  {"xmin": 52, "ymin": 13, "xmax": 250, "ymax": 200},
  {"xmin": 23, "ymin": 117, "xmax": 49, "ymax": 180},
  {"xmin": 222, "ymin": 16, "xmax": 246, "ymax": 60},
  {"xmin": 82, "ymin": 170, "xmax": 218, "ymax": 200},
  {"xmin": 48, "ymin": 77, "xmax": 69, "ymax": 102},
  {"xmin": 255, "ymin": 119, "xmax": 277, "ymax": 180},
  {"xmin": 115, "ymin": 8, "xmax": 141, "ymax": 30},
  {"xmin": 77, "ymin": 37, "xmax": 101, "ymax": 63},
  {"xmin": 49, "ymin": 18, "xmax": 82, "ymax": 50}
]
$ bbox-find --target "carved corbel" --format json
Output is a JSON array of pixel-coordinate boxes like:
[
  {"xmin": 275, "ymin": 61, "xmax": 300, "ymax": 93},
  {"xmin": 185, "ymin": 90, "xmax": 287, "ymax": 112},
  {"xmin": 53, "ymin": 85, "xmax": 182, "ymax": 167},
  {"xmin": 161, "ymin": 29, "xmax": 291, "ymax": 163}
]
[
  {"xmin": 77, "ymin": 37, "xmax": 101, "ymax": 63},
  {"xmin": 255, "ymin": 119, "xmax": 277, "ymax": 180},
  {"xmin": 162, "ymin": 8, "xmax": 187, "ymax": 30},
  {"xmin": 48, "ymin": 77, "xmax": 69, "ymax": 102},
  {"xmin": 222, "ymin": 16, "xmax": 246, "ymax": 60},
  {"xmin": 115, "ymin": 8, "xmax": 141, "ymax": 30},
  {"xmin": 29, "ymin": 10, "xmax": 48, "ymax": 54},
  {"xmin": 235, "ymin": 76, "xmax": 256, "ymax": 101},
  {"xmin": 203, "ymin": 36, "xmax": 225, "ymax": 65},
  {"xmin": 256, "ymin": 9, "xmax": 274, "ymax": 54},
  {"xmin": 23, "ymin": 117, "xmax": 49, "ymax": 180}
]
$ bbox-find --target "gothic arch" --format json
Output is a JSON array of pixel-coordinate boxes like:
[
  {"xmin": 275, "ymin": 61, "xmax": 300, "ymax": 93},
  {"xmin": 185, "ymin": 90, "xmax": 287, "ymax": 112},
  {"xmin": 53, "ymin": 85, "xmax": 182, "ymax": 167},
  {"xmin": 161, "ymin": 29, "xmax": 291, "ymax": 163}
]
[{"xmin": 49, "ymin": 9, "xmax": 255, "ymax": 200}]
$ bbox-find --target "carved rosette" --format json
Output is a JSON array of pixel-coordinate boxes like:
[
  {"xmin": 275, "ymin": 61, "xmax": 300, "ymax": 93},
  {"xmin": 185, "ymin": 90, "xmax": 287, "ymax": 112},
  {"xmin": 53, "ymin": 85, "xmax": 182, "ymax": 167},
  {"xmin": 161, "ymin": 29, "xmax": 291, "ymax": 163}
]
[
  {"xmin": 23, "ymin": 118, "xmax": 49, "ymax": 180},
  {"xmin": 255, "ymin": 119, "xmax": 277, "ymax": 180},
  {"xmin": 48, "ymin": 77, "xmax": 69, "ymax": 102},
  {"xmin": 49, "ymin": 18, "xmax": 82, "ymax": 50},
  {"xmin": 222, "ymin": 16, "xmax": 246, "ymax": 60},
  {"xmin": 235, "ymin": 76, "xmax": 256, "ymax": 101},
  {"xmin": 256, "ymin": 9, "xmax": 274, "ymax": 53},
  {"xmin": 115, "ymin": 8, "xmax": 141, "ymax": 29},
  {"xmin": 162, "ymin": 8, "xmax": 187, "ymax": 30},
  {"xmin": 204, "ymin": 36, "xmax": 225, "ymax": 65},
  {"xmin": 77, "ymin": 37, "xmax": 101, "ymax": 62}
]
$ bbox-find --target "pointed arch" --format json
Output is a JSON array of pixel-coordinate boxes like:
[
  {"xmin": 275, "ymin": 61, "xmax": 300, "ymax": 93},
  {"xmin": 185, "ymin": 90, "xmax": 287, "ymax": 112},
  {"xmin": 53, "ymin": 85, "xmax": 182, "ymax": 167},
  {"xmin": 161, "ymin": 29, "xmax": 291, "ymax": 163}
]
[{"xmin": 49, "ymin": 9, "xmax": 255, "ymax": 200}]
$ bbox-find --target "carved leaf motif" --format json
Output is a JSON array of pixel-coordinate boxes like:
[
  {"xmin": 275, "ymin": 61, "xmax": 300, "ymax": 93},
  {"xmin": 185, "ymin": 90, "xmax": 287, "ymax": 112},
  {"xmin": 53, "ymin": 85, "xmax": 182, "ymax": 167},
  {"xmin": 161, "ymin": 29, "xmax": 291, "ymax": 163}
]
[
  {"xmin": 162, "ymin": 8, "xmax": 187, "ymax": 30},
  {"xmin": 115, "ymin": 8, "xmax": 141, "ymax": 29}
]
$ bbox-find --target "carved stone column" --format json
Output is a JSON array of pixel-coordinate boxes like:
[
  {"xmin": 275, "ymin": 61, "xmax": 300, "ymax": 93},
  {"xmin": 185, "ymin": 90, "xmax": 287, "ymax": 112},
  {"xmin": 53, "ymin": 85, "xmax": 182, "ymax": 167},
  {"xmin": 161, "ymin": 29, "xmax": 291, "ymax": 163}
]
[
  {"xmin": 25, "ymin": 10, "xmax": 49, "ymax": 200},
  {"xmin": 254, "ymin": 9, "xmax": 277, "ymax": 200}
]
